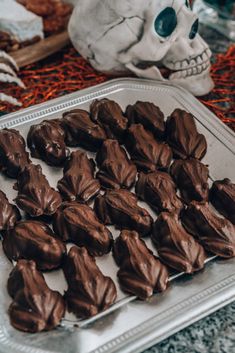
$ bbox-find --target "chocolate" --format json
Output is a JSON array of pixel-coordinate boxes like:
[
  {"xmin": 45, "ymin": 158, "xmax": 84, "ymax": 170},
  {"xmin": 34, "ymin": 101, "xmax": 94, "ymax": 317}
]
[
  {"xmin": 0, "ymin": 190, "xmax": 21, "ymax": 231},
  {"xmin": 113, "ymin": 230, "xmax": 169, "ymax": 299},
  {"xmin": 2, "ymin": 220, "xmax": 66, "ymax": 270},
  {"xmin": 61, "ymin": 109, "xmax": 107, "ymax": 151},
  {"xmin": 0, "ymin": 128, "xmax": 31, "ymax": 178},
  {"xmin": 125, "ymin": 124, "xmax": 172, "ymax": 172},
  {"xmin": 90, "ymin": 98, "xmax": 128, "ymax": 142},
  {"xmin": 57, "ymin": 150, "xmax": 100, "ymax": 202},
  {"xmin": 166, "ymin": 109, "xmax": 207, "ymax": 160},
  {"xmin": 210, "ymin": 179, "xmax": 235, "ymax": 225},
  {"xmin": 8, "ymin": 260, "xmax": 65, "ymax": 332},
  {"xmin": 135, "ymin": 171, "xmax": 183, "ymax": 214},
  {"xmin": 94, "ymin": 189, "xmax": 153, "ymax": 236},
  {"xmin": 63, "ymin": 246, "xmax": 117, "ymax": 318},
  {"xmin": 170, "ymin": 158, "xmax": 209, "ymax": 203},
  {"xmin": 96, "ymin": 139, "xmax": 137, "ymax": 190},
  {"xmin": 181, "ymin": 201, "xmax": 235, "ymax": 258},
  {"xmin": 27, "ymin": 119, "xmax": 70, "ymax": 167},
  {"xmin": 125, "ymin": 101, "xmax": 165, "ymax": 139},
  {"xmin": 15, "ymin": 164, "xmax": 62, "ymax": 217},
  {"xmin": 53, "ymin": 202, "xmax": 113, "ymax": 256},
  {"xmin": 152, "ymin": 212, "xmax": 206, "ymax": 273}
]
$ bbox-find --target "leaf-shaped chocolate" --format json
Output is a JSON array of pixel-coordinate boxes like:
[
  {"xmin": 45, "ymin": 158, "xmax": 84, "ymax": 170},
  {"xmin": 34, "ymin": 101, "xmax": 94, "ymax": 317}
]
[
  {"xmin": 152, "ymin": 212, "xmax": 206, "ymax": 273},
  {"xmin": 8, "ymin": 260, "xmax": 65, "ymax": 332},
  {"xmin": 113, "ymin": 230, "xmax": 169, "ymax": 299},
  {"xmin": 63, "ymin": 246, "xmax": 117, "ymax": 318},
  {"xmin": 181, "ymin": 201, "xmax": 235, "ymax": 258},
  {"xmin": 166, "ymin": 109, "xmax": 207, "ymax": 160}
]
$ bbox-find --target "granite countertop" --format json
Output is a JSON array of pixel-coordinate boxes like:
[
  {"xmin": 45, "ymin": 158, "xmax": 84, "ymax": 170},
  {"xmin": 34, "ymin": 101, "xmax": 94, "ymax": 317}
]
[
  {"xmin": 144, "ymin": 302, "xmax": 235, "ymax": 353},
  {"xmin": 144, "ymin": 24, "xmax": 235, "ymax": 353}
]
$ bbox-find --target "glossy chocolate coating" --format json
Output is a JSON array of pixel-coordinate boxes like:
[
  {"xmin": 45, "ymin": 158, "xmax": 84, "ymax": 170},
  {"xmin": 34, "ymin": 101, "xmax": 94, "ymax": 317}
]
[
  {"xmin": 152, "ymin": 212, "xmax": 206, "ymax": 273},
  {"xmin": 15, "ymin": 164, "xmax": 62, "ymax": 217},
  {"xmin": 27, "ymin": 119, "xmax": 70, "ymax": 167},
  {"xmin": 0, "ymin": 128, "xmax": 31, "ymax": 178},
  {"xmin": 135, "ymin": 171, "xmax": 183, "ymax": 214},
  {"xmin": 2, "ymin": 220, "xmax": 66, "ymax": 270},
  {"xmin": 113, "ymin": 230, "xmax": 169, "ymax": 299},
  {"xmin": 210, "ymin": 179, "xmax": 235, "ymax": 225},
  {"xmin": 171, "ymin": 158, "xmax": 209, "ymax": 203},
  {"xmin": 125, "ymin": 124, "xmax": 172, "ymax": 172},
  {"xmin": 53, "ymin": 202, "xmax": 113, "ymax": 256},
  {"xmin": 166, "ymin": 109, "xmax": 207, "ymax": 160},
  {"xmin": 125, "ymin": 101, "xmax": 165, "ymax": 139},
  {"xmin": 61, "ymin": 109, "xmax": 107, "ymax": 151},
  {"xmin": 63, "ymin": 246, "xmax": 117, "ymax": 318},
  {"xmin": 90, "ymin": 98, "xmax": 128, "ymax": 142},
  {"xmin": 181, "ymin": 201, "xmax": 235, "ymax": 258},
  {"xmin": 8, "ymin": 260, "xmax": 65, "ymax": 332},
  {"xmin": 57, "ymin": 150, "xmax": 100, "ymax": 202},
  {"xmin": 0, "ymin": 190, "xmax": 21, "ymax": 231},
  {"xmin": 96, "ymin": 139, "xmax": 137, "ymax": 190},
  {"xmin": 94, "ymin": 189, "xmax": 153, "ymax": 236}
]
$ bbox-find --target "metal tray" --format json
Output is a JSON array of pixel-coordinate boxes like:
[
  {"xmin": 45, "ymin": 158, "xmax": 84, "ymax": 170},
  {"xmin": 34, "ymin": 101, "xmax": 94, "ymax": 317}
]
[{"xmin": 0, "ymin": 78, "xmax": 234, "ymax": 353}]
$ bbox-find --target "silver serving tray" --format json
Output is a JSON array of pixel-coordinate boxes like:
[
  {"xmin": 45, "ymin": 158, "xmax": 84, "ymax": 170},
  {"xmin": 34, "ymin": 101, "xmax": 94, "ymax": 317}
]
[{"xmin": 0, "ymin": 78, "xmax": 234, "ymax": 353}]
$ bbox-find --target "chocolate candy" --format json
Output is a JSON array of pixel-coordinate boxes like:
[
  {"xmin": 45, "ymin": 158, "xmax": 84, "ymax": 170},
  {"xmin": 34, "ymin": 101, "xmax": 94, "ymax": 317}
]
[
  {"xmin": 0, "ymin": 190, "xmax": 21, "ymax": 231},
  {"xmin": 63, "ymin": 246, "xmax": 117, "ymax": 318},
  {"xmin": 113, "ymin": 230, "xmax": 169, "ymax": 299},
  {"xmin": 2, "ymin": 220, "xmax": 66, "ymax": 270},
  {"xmin": 125, "ymin": 124, "xmax": 172, "ymax": 172},
  {"xmin": 96, "ymin": 139, "xmax": 137, "ymax": 190},
  {"xmin": 27, "ymin": 119, "xmax": 70, "ymax": 167},
  {"xmin": 135, "ymin": 171, "xmax": 183, "ymax": 214},
  {"xmin": 57, "ymin": 150, "xmax": 100, "ymax": 202},
  {"xmin": 90, "ymin": 98, "xmax": 128, "ymax": 142},
  {"xmin": 152, "ymin": 212, "xmax": 206, "ymax": 273},
  {"xmin": 8, "ymin": 260, "xmax": 65, "ymax": 332},
  {"xmin": 0, "ymin": 128, "xmax": 31, "ymax": 178},
  {"xmin": 210, "ymin": 179, "xmax": 235, "ymax": 225},
  {"xmin": 94, "ymin": 189, "xmax": 153, "ymax": 236},
  {"xmin": 125, "ymin": 101, "xmax": 165, "ymax": 139},
  {"xmin": 170, "ymin": 158, "xmax": 209, "ymax": 203},
  {"xmin": 181, "ymin": 201, "xmax": 235, "ymax": 258},
  {"xmin": 53, "ymin": 202, "xmax": 113, "ymax": 256},
  {"xmin": 15, "ymin": 164, "xmax": 62, "ymax": 217},
  {"xmin": 61, "ymin": 109, "xmax": 107, "ymax": 151},
  {"xmin": 166, "ymin": 109, "xmax": 207, "ymax": 160}
]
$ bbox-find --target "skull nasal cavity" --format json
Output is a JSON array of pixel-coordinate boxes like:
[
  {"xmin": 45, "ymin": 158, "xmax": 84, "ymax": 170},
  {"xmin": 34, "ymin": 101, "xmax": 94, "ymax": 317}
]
[
  {"xmin": 154, "ymin": 7, "xmax": 177, "ymax": 38},
  {"xmin": 189, "ymin": 19, "xmax": 199, "ymax": 40}
]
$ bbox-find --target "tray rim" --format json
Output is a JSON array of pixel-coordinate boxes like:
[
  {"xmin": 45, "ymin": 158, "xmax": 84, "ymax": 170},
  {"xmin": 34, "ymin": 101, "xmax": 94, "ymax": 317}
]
[
  {"xmin": 0, "ymin": 78, "xmax": 234, "ymax": 353},
  {"xmin": 1, "ymin": 78, "xmax": 235, "ymax": 148}
]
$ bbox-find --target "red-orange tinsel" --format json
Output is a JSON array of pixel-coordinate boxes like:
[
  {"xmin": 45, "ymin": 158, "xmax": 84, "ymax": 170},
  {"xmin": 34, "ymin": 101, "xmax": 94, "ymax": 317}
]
[{"xmin": 0, "ymin": 45, "xmax": 234, "ymax": 132}]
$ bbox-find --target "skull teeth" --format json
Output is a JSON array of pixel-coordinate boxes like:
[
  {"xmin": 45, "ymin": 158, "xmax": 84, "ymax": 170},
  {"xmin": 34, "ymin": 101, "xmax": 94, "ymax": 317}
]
[
  {"xmin": 201, "ymin": 52, "xmax": 208, "ymax": 61},
  {"xmin": 165, "ymin": 49, "xmax": 211, "ymax": 72},
  {"xmin": 196, "ymin": 56, "xmax": 203, "ymax": 64},
  {"xmin": 169, "ymin": 60, "xmax": 210, "ymax": 80}
]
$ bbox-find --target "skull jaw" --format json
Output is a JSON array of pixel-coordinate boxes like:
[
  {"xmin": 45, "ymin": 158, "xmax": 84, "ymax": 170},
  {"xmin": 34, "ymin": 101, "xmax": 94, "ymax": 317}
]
[
  {"xmin": 169, "ymin": 67, "xmax": 214, "ymax": 97},
  {"xmin": 123, "ymin": 63, "xmax": 214, "ymax": 97}
]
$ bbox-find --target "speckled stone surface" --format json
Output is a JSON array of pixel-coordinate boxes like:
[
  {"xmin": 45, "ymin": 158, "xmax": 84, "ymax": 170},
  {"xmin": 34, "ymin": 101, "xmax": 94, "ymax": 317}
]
[{"xmin": 143, "ymin": 302, "xmax": 235, "ymax": 353}]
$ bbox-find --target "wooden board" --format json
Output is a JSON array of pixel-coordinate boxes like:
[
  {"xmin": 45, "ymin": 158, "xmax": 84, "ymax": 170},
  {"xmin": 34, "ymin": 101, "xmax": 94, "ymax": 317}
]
[{"xmin": 11, "ymin": 31, "xmax": 70, "ymax": 68}]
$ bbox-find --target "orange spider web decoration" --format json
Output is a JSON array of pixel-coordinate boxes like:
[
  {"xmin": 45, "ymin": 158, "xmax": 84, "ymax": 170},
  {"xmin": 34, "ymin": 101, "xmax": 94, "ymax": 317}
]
[
  {"xmin": 0, "ymin": 45, "xmax": 234, "ymax": 132},
  {"xmin": 200, "ymin": 45, "xmax": 235, "ymax": 132}
]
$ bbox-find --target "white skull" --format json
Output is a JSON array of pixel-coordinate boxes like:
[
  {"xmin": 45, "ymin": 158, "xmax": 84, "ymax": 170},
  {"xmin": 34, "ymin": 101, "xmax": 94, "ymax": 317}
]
[{"xmin": 69, "ymin": 0, "xmax": 214, "ymax": 96}]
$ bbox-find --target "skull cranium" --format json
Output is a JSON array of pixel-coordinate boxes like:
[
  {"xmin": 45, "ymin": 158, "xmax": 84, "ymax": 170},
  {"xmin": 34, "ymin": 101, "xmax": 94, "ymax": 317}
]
[{"xmin": 69, "ymin": 0, "xmax": 214, "ymax": 96}]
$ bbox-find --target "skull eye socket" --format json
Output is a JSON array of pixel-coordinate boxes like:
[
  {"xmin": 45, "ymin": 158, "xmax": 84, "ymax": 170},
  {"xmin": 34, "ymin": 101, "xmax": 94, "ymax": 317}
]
[
  {"xmin": 154, "ymin": 7, "xmax": 177, "ymax": 38},
  {"xmin": 189, "ymin": 19, "xmax": 199, "ymax": 39}
]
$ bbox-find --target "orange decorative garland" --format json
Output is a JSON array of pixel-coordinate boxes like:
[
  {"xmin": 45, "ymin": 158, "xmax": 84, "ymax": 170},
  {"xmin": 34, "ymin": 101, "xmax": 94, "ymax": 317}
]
[{"xmin": 0, "ymin": 45, "xmax": 234, "ymax": 132}]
